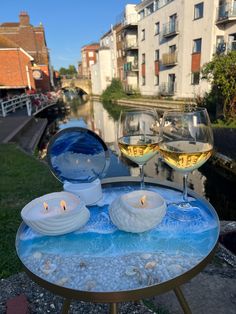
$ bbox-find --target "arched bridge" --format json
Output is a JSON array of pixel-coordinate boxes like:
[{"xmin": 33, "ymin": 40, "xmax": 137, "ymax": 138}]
[{"xmin": 61, "ymin": 78, "xmax": 92, "ymax": 95}]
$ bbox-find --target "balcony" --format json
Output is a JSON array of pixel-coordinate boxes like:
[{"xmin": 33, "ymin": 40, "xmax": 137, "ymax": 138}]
[
  {"xmin": 159, "ymin": 82, "xmax": 176, "ymax": 96},
  {"xmin": 228, "ymin": 41, "xmax": 236, "ymax": 51},
  {"xmin": 215, "ymin": 41, "xmax": 236, "ymax": 54},
  {"xmin": 124, "ymin": 61, "xmax": 139, "ymax": 72},
  {"xmin": 162, "ymin": 52, "xmax": 178, "ymax": 66},
  {"xmin": 216, "ymin": 3, "xmax": 236, "ymax": 24},
  {"xmin": 123, "ymin": 38, "xmax": 138, "ymax": 50},
  {"xmin": 123, "ymin": 13, "xmax": 138, "ymax": 28},
  {"xmin": 162, "ymin": 21, "xmax": 179, "ymax": 38}
]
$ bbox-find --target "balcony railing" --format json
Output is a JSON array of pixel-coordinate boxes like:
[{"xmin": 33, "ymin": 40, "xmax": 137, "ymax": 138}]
[
  {"xmin": 159, "ymin": 82, "xmax": 176, "ymax": 96},
  {"xmin": 162, "ymin": 52, "xmax": 178, "ymax": 66},
  {"xmin": 123, "ymin": 13, "xmax": 138, "ymax": 27},
  {"xmin": 215, "ymin": 41, "xmax": 236, "ymax": 54},
  {"xmin": 124, "ymin": 61, "xmax": 139, "ymax": 72},
  {"xmin": 162, "ymin": 20, "xmax": 179, "ymax": 37},
  {"xmin": 216, "ymin": 3, "xmax": 236, "ymax": 23},
  {"xmin": 123, "ymin": 38, "xmax": 138, "ymax": 50}
]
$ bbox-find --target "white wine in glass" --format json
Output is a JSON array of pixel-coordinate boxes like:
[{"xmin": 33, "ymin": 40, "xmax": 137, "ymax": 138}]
[
  {"xmin": 118, "ymin": 109, "xmax": 160, "ymax": 189},
  {"xmin": 159, "ymin": 107, "xmax": 213, "ymax": 221}
]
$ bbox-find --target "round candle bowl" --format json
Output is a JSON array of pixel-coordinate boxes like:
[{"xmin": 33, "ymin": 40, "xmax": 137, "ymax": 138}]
[
  {"xmin": 109, "ymin": 190, "xmax": 167, "ymax": 233},
  {"xmin": 21, "ymin": 192, "xmax": 90, "ymax": 236}
]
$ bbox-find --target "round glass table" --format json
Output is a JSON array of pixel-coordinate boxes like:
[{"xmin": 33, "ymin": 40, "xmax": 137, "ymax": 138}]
[{"xmin": 16, "ymin": 177, "xmax": 219, "ymax": 314}]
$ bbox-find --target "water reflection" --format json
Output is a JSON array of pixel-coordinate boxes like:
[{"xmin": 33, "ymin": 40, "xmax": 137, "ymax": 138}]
[{"xmin": 38, "ymin": 97, "xmax": 236, "ymax": 220}]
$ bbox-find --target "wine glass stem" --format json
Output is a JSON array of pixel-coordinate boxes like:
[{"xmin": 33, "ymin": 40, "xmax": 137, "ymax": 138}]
[
  {"xmin": 139, "ymin": 164, "xmax": 145, "ymax": 189},
  {"xmin": 183, "ymin": 173, "xmax": 188, "ymax": 202}
]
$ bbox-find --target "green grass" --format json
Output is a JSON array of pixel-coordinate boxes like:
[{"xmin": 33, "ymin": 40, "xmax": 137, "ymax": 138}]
[
  {"xmin": 0, "ymin": 144, "xmax": 62, "ymax": 278},
  {"xmin": 212, "ymin": 118, "xmax": 236, "ymax": 128}
]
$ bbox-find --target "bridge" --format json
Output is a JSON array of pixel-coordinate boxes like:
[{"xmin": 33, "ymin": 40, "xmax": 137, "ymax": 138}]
[{"xmin": 61, "ymin": 77, "xmax": 92, "ymax": 95}]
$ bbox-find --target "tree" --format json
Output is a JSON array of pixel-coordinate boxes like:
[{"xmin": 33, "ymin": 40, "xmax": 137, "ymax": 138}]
[
  {"xmin": 59, "ymin": 65, "xmax": 77, "ymax": 77},
  {"xmin": 201, "ymin": 51, "xmax": 236, "ymax": 119}
]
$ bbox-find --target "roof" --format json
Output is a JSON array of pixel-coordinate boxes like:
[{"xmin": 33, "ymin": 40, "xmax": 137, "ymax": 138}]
[
  {"xmin": 0, "ymin": 34, "xmax": 19, "ymax": 48},
  {"xmin": 0, "ymin": 22, "xmax": 20, "ymax": 27}
]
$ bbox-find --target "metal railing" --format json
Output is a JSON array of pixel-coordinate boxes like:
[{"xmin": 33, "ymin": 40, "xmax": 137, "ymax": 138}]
[
  {"xmin": 216, "ymin": 3, "xmax": 236, "ymax": 21},
  {"xmin": 123, "ymin": 38, "xmax": 138, "ymax": 50},
  {"xmin": 123, "ymin": 13, "xmax": 138, "ymax": 26},
  {"xmin": 215, "ymin": 41, "xmax": 236, "ymax": 54},
  {"xmin": 162, "ymin": 20, "xmax": 179, "ymax": 37},
  {"xmin": 0, "ymin": 93, "xmax": 59, "ymax": 117},
  {"xmin": 162, "ymin": 52, "xmax": 178, "ymax": 66},
  {"xmin": 159, "ymin": 82, "xmax": 176, "ymax": 96}
]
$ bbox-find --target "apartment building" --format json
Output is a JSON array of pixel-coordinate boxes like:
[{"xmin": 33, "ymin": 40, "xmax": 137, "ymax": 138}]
[
  {"xmin": 81, "ymin": 43, "xmax": 99, "ymax": 78},
  {"xmin": 91, "ymin": 24, "xmax": 121, "ymax": 94},
  {"xmin": 121, "ymin": 4, "xmax": 139, "ymax": 92},
  {"xmin": 136, "ymin": 0, "xmax": 236, "ymax": 98}
]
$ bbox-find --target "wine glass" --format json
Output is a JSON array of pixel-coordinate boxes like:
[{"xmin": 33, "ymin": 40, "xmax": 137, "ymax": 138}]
[
  {"xmin": 159, "ymin": 107, "xmax": 213, "ymax": 221},
  {"xmin": 117, "ymin": 108, "xmax": 160, "ymax": 189}
]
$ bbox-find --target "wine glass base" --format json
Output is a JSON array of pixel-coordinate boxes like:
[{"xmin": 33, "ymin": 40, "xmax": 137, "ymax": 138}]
[{"xmin": 167, "ymin": 202, "xmax": 201, "ymax": 221}]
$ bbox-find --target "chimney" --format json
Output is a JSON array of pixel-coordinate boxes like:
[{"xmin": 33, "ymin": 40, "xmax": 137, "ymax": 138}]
[{"xmin": 19, "ymin": 11, "xmax": 30, "ymax": 26}]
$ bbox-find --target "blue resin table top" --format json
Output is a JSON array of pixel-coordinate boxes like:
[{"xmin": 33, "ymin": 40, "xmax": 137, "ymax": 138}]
[{"xmin": 16, "ymin": 180, "xmax": 219, "ymax": 293}]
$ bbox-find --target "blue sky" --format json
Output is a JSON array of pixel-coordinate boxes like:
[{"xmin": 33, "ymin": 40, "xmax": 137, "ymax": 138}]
[{"xmin": 0, "ymin": 0, "xmax": 138, "ymax": 70}]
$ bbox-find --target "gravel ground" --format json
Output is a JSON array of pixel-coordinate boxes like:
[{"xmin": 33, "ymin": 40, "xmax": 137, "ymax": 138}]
[{"xmin": 0, "ymin": 221, "xmax": 235, "ymax": 314}]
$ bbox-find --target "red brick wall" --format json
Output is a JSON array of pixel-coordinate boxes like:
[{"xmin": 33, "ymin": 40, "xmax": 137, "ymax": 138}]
[
  {"xmin": 35, "ymin": 65, "xmax": 51, "ymax": 92},
  {"xmin": 0, "ymin": 49, "xmax": 35, "ymax": 89},
  {"xmin": 191, "ymin": 53, "xmax": 201, "ymax": 72}
]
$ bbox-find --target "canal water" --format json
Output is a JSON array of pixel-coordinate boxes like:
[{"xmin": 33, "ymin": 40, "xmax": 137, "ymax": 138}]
[{"xmin": 37, "ymin": 98, "xmax": 236, "ymax": 221}]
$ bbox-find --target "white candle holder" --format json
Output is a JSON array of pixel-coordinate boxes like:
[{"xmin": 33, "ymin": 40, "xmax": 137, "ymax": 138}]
[
  {"xmin": 21, "ymin": 191, "xmax": 90, "ymax": 236},
  {"xmin": 109, "ymin": 190, "xmax": 166, "ymax": 233}
]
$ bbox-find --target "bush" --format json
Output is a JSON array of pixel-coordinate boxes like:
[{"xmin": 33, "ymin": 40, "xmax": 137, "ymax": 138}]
[{"xmin": 101, "ymin": 79, "xmax": 126, "ymax": 102}]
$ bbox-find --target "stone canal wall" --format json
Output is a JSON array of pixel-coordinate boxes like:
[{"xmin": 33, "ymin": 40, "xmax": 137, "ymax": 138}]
[{"xmin": 92, "ymin": 95, "xmax": 195, "ymax": 112}]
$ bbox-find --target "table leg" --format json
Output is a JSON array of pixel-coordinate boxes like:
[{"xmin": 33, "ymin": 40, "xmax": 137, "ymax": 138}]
[
  {"xmin": 110, "ymin": 302, "xmax": 118, "ymax": 314},
  {"xmin": 61, "ymin": 298, "xmax": 71, "ymax": 314},
  {"xmin": 174, "ymin": 287, "xmax": 192, "ymax": 314}
]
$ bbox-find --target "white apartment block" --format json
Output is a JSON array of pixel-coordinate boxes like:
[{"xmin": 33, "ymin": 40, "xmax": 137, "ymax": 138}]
[
  {"xmin": 91, "ymin": 25, "xmax": 120, "ymax": 95},
  {"xmin": 122, "ymin": 4, "xmax": 139, "ymax": 92},
  {"xmin": 136, "ymin": 0, "xmax": 236, "ymax": 98}
]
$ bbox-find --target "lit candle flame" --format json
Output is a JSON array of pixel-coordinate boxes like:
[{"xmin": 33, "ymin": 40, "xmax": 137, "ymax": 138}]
[
  {"xmin": 43, "ymin": 202, "xmax": 49, "ymax": 212},
  {"xmin": 60, "ymin": 200, "xmax": 67, "ymax": 211},
  {"xmin": 140, "ymin": 195, "xmax": 146, "ymax": 206}
]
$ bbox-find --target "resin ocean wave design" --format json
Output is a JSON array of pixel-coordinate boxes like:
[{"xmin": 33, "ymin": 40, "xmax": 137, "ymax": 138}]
[{"xmin": 16, "ymin": 182, "xmax": 219, "ymax": 293}]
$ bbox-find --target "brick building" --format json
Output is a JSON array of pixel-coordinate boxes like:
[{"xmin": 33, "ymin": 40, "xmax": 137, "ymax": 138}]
[
  {"xmin": 0, "ymin": 12, "xmax": 52, "ymax": 95},
  {"xmin": 81, "ymin": 43, "xmax": 99, "ymax": 78}
]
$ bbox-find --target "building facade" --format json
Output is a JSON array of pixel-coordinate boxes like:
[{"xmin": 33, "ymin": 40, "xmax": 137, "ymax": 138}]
[
  {"xmin": 121, "ymin": 4, "xmax": 139, "ymax": 93},
  {"xmin": 136, "ymin": 0, "xmax": 236, "ymax": 98},
  {"xmin": 0, "ymin": 12, "xmax": 52, "ymax": 93},
  {"xmin": 81, "ymin": 43, "xmax": 100, "ymax": 78},
  {"xmin": 91, "ymin": 24, "xmax": 121, "ymax": 95}
]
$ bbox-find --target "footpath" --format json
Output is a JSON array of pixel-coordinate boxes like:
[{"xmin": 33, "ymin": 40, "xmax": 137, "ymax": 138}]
[{"xmin": 0, "ymin": 108, "xmax": 47, "ymax": 153}]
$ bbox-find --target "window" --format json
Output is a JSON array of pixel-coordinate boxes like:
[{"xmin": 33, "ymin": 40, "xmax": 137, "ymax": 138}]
[
  {"xmin": 193, "ymin": 38, "xmax": 202, "ymax": 53},
  {"xmin": 146, "ymin": 3, "xmax": 154, "ymax": 15},
  {"xmin": 155, "ymin": 75, "xmax": 159, "ymax": 86},
  {"xmin": 191, "ymin": 72, "xmax": 200, "ymax": 85},
  {"xmin": 141, "ymin": 29, "xmax": 145, "ymax": 41},
  {"xmin": 142, "ymin": 76, "xmax": 146, "ymax": 85},
  {"xmin": 88, "ymin": 51, "xmax": 94, "ymax": 57},
  {"xmin": 142, "ymin": 53, "xmax": 146, "ymax": 64},
  {"xmin": 155, "ymin": 49, "xmax": 160, "ymax": 61},
  {"xmin": 169, "ymin": 13, "xmax": 177, "ymax": 32},
  {"xmin": 118, "ymin": 34, "xmax": 121, "ymax": 42},
  {"xmin": 169, "ymin": 45, "xmax": 176, "ymax": 53},
  {"xmin": 139, "ymin": 9, "xmax": 145, "ymax": 20},
  {"xmin": 155, "ymin": 22, "xmax": 160, "ymax": 35},
  {"xmin": 194, "ymin": 2, "xmax": 204, "ymax": 19},
  {"xmin": 89, "ymin": 60, "xmax": 94, "ymax": 66}
]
